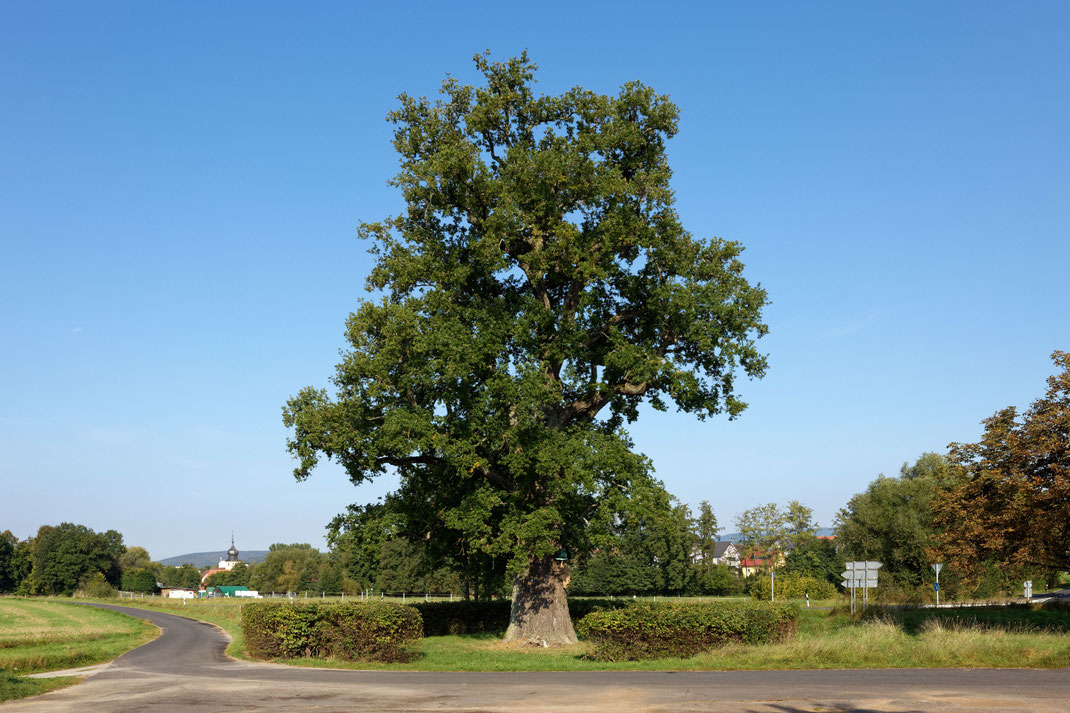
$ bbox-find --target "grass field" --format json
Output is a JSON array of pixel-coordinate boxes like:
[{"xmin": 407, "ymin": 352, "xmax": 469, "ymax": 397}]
[
  {"xmin": 0, "ymin": 599, "xmax": 158, "ymax": 702},
  {"xmin": 97, "ymin": 595, "xmax": 1070, "ymax": 672}
]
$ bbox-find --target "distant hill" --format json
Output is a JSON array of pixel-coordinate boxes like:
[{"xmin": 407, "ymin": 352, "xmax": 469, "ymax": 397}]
[
  {"xmin": 158, "ymin": 550, "xmax": 269, "ymax": 569},
  {"xmin": 720, "ymin": 527, "xmax": 836, "ymax": 543}
]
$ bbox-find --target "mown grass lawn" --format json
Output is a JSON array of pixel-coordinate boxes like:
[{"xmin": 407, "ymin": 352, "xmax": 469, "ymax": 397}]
[
  {"xmin": 0, "ymin": 599, "xmax": 158, "ymax": 702},
  {"xmin": 101, "ymin": 596, "xmax": 1070, "ymax": 671},
  {"xmin": 0, "ymin": 671, "xmax": 77, "ymax": 703}
]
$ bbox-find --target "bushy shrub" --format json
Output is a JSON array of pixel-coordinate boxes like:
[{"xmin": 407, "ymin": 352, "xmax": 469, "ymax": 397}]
[
  {"xmin": 748, "ymin": 572, "xmax": 837, "ymax": 600},
  {"xmin": 318, "ymin": 602, "xmax": 423, "ymax": 662},
  {"xmin": 242, "ymin": 603, "xmax": 322, "ymax": 658},
  {"xmin": 241, "ymin": 601, "xmax": 422, "ymax": 662},
  {"xmin": 121, "ymin": 568, "xmax": 157, "ymax": 594},
  {"xmin": 576, "ymin": 601, "xmax": 798, "ymax": 660},
  {"xmin": 80, "ymin": 572, "xmax": 117, "ymax": 599},
  {"xmin": 694, "ymin": 564, "xmax": 745, "ymax": 596}
]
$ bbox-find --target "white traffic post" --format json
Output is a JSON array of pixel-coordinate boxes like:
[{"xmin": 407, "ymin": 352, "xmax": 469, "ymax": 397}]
[{"xmin": 932, "ymin": 563, "xmax": 943, "ymax": 607}]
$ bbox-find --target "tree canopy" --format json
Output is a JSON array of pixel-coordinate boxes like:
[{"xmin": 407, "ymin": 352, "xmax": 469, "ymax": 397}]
[
  {"xmin": 835, "ymin": 453, "xmax": 955, "ymax": 587},
  {"xmin": 735, "ymin": 503, "xmax": 786, "ymax": 568},
  {"xmin": 283, "ymin": 52, "xmax": 769, "ymax": 642},
  {"xmin": 28, "ymin": 523, "xmax": 125, "ymax": 595},
  {"xmin": 933, "ymin": 351, "xmax": 1070, "ymax": 583}
]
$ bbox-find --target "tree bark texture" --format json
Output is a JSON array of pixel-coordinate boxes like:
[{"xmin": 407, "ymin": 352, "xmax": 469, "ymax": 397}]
[{"xmin": 503, "ymin": 556, "xmax": 577, "ymax": 645}]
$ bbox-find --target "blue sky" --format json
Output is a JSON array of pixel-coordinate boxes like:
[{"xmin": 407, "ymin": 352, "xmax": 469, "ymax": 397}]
[{"xmin": 2, "ymin": 2, "xmax": 1067, "ymax": 561}]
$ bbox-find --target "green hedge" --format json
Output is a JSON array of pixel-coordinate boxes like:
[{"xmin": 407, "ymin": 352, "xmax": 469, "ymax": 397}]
[
  {"xmin": 405, "ymin": 598, "xmax": 633, "ymax": 636},
  {"xmin": 748, "ymin": 572, "xmax": 838, "ymax": 600},
  {"xmin": 576, "ymin": 601, "xmax": 798, "ymax": 660},
  {"xmin": 241, "ymin": 602, "xmax": 422, "ymax": 662},
  {"xmin": 408, "ymin": 600, "xmax": 511, "ymax": 636},
  {"xmin": 567, "ymin": 598, "xmax": 634, "ymax": 621}
]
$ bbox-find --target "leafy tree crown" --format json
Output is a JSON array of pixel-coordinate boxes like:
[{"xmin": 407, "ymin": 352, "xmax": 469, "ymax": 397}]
[{"xmin": 284, "ymin": 52, "xmax": 769, "ymax": 573}]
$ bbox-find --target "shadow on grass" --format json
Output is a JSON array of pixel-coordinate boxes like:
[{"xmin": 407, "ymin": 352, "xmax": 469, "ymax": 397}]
[
  {"xmin": 861, "ymin": 602, "xmax": 1070, "ymax": 635},
  {"xmin": 458, "ymin": 630, "xmax": 508, "ymax": 641}
]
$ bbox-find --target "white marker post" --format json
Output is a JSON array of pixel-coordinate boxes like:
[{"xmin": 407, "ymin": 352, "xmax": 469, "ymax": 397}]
[{"xmin": 932, "ymin": 563, "xmax": 943, "ymax": 607}]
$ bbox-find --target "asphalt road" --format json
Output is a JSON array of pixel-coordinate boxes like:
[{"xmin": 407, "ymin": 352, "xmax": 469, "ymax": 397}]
[{"xmin": 3, "ymin": 604, "xmax": 1069, "ymax": 713}]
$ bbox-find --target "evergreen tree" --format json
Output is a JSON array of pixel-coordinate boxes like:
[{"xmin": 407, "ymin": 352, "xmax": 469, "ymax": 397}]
[{"xmin": 694, "ymin": 501, "xmax": 720, "ymax": 564}]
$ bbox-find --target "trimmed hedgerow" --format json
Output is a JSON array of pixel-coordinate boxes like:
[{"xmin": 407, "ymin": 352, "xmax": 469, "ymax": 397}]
[
  {"xmin": 576, "ymin": 601, "xmax": 798, "ymax": 660},
  {"xmin": 241, "ymin": 602, "xmax": 422, "ymax": 662},
  {"xmin": 318, "ymin": 602, "xmax": 423, "ymax": 662},
  {"xmin": 404, "ymin": 598, "xmax": 634, "ymax": 636},
  {"xmin": 567, "ymin": 598, "xmax": 634, "ymax": 621},
  {"xmin": 407, "ymin": 600, "xmax": 511, "ymax": 636},
  {"xmin": 241, "ymin": 603, "xmax": 320, "ymax": 659}
]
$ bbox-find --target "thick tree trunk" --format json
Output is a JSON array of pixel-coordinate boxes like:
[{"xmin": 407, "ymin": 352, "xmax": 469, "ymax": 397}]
[{"xmin": 503, "ymin": 555, "xmax": 578, "ymax": 645}]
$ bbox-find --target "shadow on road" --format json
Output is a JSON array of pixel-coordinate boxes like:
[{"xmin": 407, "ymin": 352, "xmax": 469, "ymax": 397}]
[{"xmin": 750, "ymin": 704, "xmax": 926, "ymax": 713}]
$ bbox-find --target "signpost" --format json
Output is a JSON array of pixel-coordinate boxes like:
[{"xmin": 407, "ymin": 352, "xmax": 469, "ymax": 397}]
[
  {"xmin": 1024, "ymin": 580, "xmax": 1033, "ymax": 599},
  {"xmin": 842, "ymin": 561, "xmax": 881, "ymax": 613},
  {"xmin": 932, "ymin": 563, "xmax": 943, "ymax": 607}
]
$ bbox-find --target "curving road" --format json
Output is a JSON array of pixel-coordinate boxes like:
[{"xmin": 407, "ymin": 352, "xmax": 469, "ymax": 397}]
[{"xmin": 3, "ymin": 604, "xmax": 1068, "ymax": 712}]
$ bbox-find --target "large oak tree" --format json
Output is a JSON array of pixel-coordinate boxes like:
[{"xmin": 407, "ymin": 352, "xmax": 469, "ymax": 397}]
[{"xmin": 284, "ymin": 53, "xmax": 769, "ymax": 644}]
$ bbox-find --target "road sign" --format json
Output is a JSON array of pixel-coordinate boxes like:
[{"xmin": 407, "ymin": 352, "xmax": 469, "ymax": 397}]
[
  {"xmin": 838, "ymin": 565, "xmax": 873, "ymax": 578},
  {"xmin": 843, "ymin": 563, "xmax": 881, "ymax": 585},
  {"xmin": 931, "ymin": 562, "xmax": 944, "ymax": 605},
  {"xmin": 841, "ymin": 578, "xmax": 877, "ymax": 587},
  {"xmin": 844, "ymin": 561, "xmax": 882, "ymax": 614},
  {"xmin": 846, "ymin": 561, "xmax": 882, "ymax": 571}
]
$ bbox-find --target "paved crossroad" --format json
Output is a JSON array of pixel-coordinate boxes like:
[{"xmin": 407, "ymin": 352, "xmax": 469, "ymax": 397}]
[{"xmin": 4, "ymin": 603, "xmax": 1069, "ymax": 713}]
